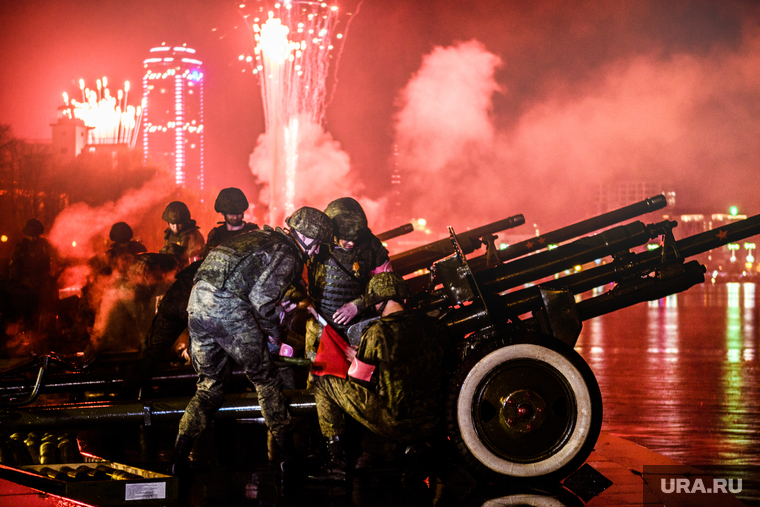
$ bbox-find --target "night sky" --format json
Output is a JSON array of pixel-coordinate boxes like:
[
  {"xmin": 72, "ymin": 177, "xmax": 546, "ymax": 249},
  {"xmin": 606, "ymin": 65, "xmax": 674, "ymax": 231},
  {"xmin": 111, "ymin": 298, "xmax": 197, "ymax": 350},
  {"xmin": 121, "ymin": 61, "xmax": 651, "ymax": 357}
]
[{"xmin": 1, "ymin": 0, "xmax": 759, "ymax": 236}]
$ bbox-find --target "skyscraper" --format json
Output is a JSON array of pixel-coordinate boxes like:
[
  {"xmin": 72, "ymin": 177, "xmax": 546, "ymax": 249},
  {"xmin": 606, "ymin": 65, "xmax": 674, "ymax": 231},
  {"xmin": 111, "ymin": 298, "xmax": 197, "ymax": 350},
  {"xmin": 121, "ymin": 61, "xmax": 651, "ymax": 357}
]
[{"xmin": 142, "ymin": 45, "xmax": 204, "ymax": 189}]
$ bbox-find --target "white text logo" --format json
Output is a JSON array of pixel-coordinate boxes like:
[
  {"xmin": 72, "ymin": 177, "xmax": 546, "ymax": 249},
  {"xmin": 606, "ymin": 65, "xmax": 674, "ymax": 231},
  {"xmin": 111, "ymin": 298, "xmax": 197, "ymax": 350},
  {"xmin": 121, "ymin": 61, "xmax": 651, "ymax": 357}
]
[{"xmin": 661, "ymin": 478, "xmax": 742, "ymax": 494}]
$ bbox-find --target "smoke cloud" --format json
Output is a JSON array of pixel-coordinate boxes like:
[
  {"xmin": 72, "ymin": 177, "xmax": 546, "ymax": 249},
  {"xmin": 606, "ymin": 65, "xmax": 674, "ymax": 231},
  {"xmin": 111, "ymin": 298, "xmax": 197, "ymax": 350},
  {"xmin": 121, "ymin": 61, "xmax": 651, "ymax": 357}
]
[
  {"xmin": 393, "ymin": 27, "xmax": 760, "ymax": 234},
  {"xmin": 249, "ymin": 115, "xmax": 386, "ymax": 227},
  {"xmin": 48, "ymin": 173, "xmax": 175, "ymax": 262}
]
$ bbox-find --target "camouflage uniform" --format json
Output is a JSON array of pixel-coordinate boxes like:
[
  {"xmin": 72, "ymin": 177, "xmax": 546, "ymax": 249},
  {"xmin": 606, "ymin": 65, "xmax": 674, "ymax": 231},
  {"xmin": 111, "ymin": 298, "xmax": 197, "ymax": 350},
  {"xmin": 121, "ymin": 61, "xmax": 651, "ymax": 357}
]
[
  {"xmin": 178, "ymin": 227, "xmax": 306, "ymax": 439},
  {"xmin": 102, "ymin": 222, "xmax": 147, "ymax": 274},
  {"xmin": 313, "ymin": 309, "xmax": 443, "ymax": 442},
  {"xmin": 203, "ymin": 222, "xmax": 259, "ymax": 258},
  {"xmin": 120, "ymin": 260, "xmax": 201, "ymax": 397},
  {"xmin": 123, "ymin": 221, "xmax": 260, "ymax": 397},
  {"xmin": 88, "ymin": 252, "xmax": 179, "ymax": 355},
  {"xmin": 163, "ymin": 221, "xmax": 205, "ymax": 266},
  {"xmin": 306, "ymin": 236, "xmax": 389, "ymax": 357},
  {"xmin": 99, "ymin": 240, "xmax": 147, "ymax": 276}
]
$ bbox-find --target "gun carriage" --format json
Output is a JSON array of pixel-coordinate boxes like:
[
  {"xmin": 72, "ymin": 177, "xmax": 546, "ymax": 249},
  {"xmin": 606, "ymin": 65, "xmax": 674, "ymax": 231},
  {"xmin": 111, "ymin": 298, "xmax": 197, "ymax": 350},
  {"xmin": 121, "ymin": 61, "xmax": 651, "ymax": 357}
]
[{"xmin": 2, "ymin": 197, "xmax": 759, "ymax": 484}]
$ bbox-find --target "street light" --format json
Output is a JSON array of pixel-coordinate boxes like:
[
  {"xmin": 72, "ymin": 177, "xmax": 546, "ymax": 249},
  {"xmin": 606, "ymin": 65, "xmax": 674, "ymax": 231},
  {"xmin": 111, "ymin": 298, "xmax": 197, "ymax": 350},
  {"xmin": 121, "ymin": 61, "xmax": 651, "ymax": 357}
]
[{"xmin": 728, "ymin": 243, "xmax": 739, "ymax": 262}]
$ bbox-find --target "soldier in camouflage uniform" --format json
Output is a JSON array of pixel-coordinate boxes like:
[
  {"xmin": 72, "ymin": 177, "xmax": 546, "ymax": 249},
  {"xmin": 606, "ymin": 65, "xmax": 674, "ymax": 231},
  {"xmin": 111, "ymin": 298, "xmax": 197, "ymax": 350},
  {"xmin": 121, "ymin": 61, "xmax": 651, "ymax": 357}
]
[
  {"xmin": 171, "ymin": 207, "xmax": 333, "ymax": 474},
  {"xmin": 309, "ymin": 272, "xmax": 443, "ymax": 481},
  {"xmin": 101, "ymin": 222, "xmax": 147, "ymax": 275},
  {"xmin": 305, "ymin": 198, "xmax": 392, "ymax": 362},
  {"xmin": 203, "ymin": 188, "xmax": 259, "ymax": 257},
  {"xmin": 161, "ymin": 201, "xmax": 205, "ymax": 268},
  {"xmin": 121, "ymin": 189, "xmax": 259, "ymax": 399}
]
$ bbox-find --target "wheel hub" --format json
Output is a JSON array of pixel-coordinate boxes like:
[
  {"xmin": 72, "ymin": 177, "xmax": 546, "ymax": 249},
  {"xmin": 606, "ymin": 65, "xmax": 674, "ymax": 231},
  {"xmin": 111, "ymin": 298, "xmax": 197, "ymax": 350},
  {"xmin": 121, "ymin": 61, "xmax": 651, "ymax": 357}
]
[{"xmin": 502, "ymin": 390, "xmax": 546, "ymax": 432}]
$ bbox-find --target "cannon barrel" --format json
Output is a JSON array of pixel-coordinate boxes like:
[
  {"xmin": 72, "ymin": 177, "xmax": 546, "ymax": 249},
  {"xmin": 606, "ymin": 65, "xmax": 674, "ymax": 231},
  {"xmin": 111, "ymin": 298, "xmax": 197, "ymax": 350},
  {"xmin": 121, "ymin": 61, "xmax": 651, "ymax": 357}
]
[
  {"xmin": 375, "ymin": 223, "xmax": 414, "ymax": 242},
  {"xmin": 439, "ymin": 213, "xmax": 760, "ymax": 337},
  {"xmin": 406, "ymin": 195, "xmax": 668, "ymax": 292},
  {"xmin": 0, "ymin": 391, "xmax": 316, "ymax": 430},
  {"xmin": 419, "ymin": 220, "xmax": 667, "ymax": 312},
  {"xmin": 471, "ymin": 194, "xmax": 667, "ymax": 270},
  {"xmin": 390, "ymin": 214, "xmax": 525, "ymax": 276},
  {"xmin": 478, "ymin": 220, "xmax": 669, "ymax": 294},
  {"xmin": 0, "ymin": 358, "xmax": 308, "ymax": 403}
]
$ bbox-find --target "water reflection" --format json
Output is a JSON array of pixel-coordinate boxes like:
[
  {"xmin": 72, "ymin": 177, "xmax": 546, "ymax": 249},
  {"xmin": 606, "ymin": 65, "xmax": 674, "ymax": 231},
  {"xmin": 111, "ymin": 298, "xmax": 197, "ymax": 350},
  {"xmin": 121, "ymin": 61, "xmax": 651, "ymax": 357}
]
[{"xmin": 576, "ymin": 282, "xmax": 760, "ymax": 467}]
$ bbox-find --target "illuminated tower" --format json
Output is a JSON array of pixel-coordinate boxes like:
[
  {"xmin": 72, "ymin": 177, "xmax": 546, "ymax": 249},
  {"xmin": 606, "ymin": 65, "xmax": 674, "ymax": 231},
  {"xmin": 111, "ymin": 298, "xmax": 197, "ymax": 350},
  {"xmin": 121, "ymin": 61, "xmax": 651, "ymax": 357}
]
[{"xmin": 142, "ymin": 45, "xmax": 204, "ymax": 189}]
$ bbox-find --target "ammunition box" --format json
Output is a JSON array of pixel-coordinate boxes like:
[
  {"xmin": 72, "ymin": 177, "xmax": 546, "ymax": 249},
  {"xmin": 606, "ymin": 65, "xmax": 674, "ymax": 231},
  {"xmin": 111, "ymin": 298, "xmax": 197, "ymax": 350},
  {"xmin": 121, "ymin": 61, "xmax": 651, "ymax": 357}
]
[{"xmin": 0, "ymin": 459, "xmax": 178, "ymax": 505}]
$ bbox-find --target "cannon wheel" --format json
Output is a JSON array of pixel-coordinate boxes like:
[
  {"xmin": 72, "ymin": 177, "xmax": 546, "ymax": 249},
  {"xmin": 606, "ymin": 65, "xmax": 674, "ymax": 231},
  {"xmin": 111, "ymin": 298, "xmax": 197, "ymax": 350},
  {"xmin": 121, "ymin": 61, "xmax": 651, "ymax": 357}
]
[{"xmin": 446, "ymin": 332, "xmax": 602, "ymax": 482}]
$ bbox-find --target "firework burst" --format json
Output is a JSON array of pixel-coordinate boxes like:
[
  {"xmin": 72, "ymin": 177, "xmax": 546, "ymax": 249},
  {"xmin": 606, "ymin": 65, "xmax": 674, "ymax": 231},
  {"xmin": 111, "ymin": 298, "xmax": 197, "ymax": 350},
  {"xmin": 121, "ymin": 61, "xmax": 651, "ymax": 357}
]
[
  {"xmin": 61, "ymin": 78, "xmax": 143, "ymax": 148},
  {"xmin": 242, "ymin": 0, "xmax": 352, "ymax": 224}
]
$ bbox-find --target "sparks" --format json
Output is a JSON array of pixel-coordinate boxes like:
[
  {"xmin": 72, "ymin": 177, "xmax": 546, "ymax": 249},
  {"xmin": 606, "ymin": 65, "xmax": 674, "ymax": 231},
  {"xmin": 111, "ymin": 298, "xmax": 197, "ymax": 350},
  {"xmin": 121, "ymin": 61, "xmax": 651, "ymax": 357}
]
[
  {"xmin": 250, "ymin": 1, "xmax": 343, "ymax": 224},
  {"xmin": 60, "ymin": 78, "xmax": 143, "ymax": 148}
]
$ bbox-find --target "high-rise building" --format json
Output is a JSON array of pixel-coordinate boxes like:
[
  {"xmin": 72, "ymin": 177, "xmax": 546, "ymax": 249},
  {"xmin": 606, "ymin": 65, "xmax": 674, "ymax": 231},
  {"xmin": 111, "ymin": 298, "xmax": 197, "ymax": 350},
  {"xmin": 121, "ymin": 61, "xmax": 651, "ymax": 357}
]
[{"xmin": 142, "ymin": 45, "xmax": 204, "ymax": 189}]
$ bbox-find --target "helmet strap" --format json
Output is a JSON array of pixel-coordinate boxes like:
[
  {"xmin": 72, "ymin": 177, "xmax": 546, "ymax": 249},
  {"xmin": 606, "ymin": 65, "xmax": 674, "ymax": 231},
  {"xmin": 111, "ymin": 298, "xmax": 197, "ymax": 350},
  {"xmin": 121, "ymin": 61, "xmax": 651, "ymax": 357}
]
[{"xmin": 289, "ymin": 230, "xmax": 312, "ymax": 260}]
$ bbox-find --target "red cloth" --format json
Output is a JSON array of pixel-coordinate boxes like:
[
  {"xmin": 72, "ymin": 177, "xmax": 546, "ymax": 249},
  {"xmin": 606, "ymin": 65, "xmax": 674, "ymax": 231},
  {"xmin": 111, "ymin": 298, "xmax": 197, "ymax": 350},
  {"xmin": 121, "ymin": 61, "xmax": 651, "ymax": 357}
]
[{"xmin": 311, "ymin": 324, "xmax": 351, "ymax": 378}]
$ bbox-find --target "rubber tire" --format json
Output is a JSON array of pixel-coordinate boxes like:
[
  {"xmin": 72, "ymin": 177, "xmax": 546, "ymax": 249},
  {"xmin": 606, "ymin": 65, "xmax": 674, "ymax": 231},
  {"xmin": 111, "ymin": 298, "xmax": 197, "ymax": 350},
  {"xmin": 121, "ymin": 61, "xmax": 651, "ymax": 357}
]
[{"xmin": 446, "ymin": 332, "xmax": 602, "ymax": 482}]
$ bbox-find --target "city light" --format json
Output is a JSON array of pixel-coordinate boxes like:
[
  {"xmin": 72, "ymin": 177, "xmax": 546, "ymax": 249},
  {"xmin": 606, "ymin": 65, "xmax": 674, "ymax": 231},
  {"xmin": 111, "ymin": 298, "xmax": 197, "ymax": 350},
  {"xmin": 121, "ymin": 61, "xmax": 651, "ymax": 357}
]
[
  {"xmin": 142, "ymin": 47, "xmax": 204, "ymax": 188},
  {"xmin": 728, "ymin": 242, "xmax": 739, "ymax": 262}
]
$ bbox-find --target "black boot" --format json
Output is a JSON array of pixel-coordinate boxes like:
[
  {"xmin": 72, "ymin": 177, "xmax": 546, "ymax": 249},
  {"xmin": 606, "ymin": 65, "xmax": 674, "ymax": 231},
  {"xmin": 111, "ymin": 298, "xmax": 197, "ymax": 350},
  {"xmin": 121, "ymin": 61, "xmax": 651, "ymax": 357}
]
[
  {"xmin": 168, "ymin": 434, "xmax": 194, "ymax": 476},
  {"xmin": 272, "ymin": 431, "xmax": 297, "ymax": 477},
  {"xmin": 307, "ymin": 435, "xmax": 348, "ymax": 482}
]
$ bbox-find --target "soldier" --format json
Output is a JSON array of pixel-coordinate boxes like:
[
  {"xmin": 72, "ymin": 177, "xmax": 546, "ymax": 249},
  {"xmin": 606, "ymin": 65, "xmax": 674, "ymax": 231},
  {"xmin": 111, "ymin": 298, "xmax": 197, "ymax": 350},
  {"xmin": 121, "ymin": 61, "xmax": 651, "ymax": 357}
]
[
  {"xmin": 161, "ymin": 201, "xmax": 205, "ymax": 267},
  {"xmin": 102, "ymin": 222, "xmax": 147, "ymax": 274},
  {"xmin": 204, "ymin": 188, "xmax": 259, "ymax": 257},
  {"xmin": 7, "ymin": 219, "xmax": 58, "ymax": 328},
  {"xmin": 308, "ymin": 272, "xmax": 443, "ymax": 481},
  {"xmin": 170, "ymin": 207, "xmax": 333, "ymax": 476},
  {"xmin": 121, "ymin": 189, "xmax": 259, "ymax": 399},
  {"xmin": 305, "ymin": 197, "xmax": 392, "ymax": 364}
]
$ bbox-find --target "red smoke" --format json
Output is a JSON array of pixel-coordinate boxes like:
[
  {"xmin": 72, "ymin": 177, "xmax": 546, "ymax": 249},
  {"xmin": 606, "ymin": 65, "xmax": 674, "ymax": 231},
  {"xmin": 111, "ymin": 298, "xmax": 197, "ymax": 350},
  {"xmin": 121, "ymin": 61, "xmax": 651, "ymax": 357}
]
[
  {"xmin": 392, "ymin": 26, "xmax": 760, "ymax": 236},
  {"xmin": 48, "ymin": 175, "xmax": 176, "ymax": 262},
  {"xmin": 249, "ymin": 115, "xmax": 386, "ymax": 228}
]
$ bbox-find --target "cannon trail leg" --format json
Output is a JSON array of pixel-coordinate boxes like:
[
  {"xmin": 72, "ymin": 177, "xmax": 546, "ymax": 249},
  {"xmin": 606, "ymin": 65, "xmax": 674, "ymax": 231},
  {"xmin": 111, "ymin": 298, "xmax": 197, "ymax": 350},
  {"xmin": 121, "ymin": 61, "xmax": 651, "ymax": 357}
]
[{"xmin": 446, "ymin": 333, "xmax": 602, "ymax": 482}]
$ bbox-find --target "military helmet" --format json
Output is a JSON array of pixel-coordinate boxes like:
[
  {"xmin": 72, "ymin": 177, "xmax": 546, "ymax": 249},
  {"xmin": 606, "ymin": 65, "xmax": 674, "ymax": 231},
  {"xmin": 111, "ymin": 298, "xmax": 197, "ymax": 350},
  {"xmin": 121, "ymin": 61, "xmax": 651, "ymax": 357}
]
[
  {"xmin": 324, "ymin": 197, "xmax": 368, "ymax": 242},
  {"xmin": 162, "ymin": 201, "xmax": 191, "ymax": 224},
  {"xmin": 285, "ymin": 207, "xmax": 333, "ymax": 245},
  {"xmin": 365, "ymin": 272, "xmax": 411, "ymax": 307},
  {"xmin": 22, "ymin": 219, "xmax": 44, "ymax": 237},
  {"xmin": 214, "ymin": 188, "xmax": 249, "ymax": 215},
  {"xmin": 109, "ymin": 222, "xmax": 134, "ymax": 243}
]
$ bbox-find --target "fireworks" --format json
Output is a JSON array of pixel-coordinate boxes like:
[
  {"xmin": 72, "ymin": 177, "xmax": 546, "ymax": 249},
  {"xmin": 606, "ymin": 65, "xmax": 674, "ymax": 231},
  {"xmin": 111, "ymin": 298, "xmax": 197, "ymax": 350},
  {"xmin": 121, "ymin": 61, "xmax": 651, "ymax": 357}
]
[
  {"xmin": 246, "ymin": 1, "xmax": 346, "ymax": 225},
  {"xmin": 61, "ymin": 78, "xmax": 142, "ymax": 148}
]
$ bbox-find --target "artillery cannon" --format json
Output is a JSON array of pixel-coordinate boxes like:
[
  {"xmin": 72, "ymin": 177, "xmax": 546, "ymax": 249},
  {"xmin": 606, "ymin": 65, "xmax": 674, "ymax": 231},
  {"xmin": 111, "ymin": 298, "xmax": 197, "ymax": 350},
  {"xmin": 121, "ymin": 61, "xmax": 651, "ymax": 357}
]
[
  {"xmin": 407, "ymin": 212, "xmax": 760, "ymax": 482},
  {"xmin": 375, "ymin": 222, "xmax": 415, "ymax": 242},
  {"xmin": 390, "ymin": 215, "xmax": 526, "ymax": 276},
  {"xmin": 2, "ymin": 199, "xmax": 759, "ymax": 486}
]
